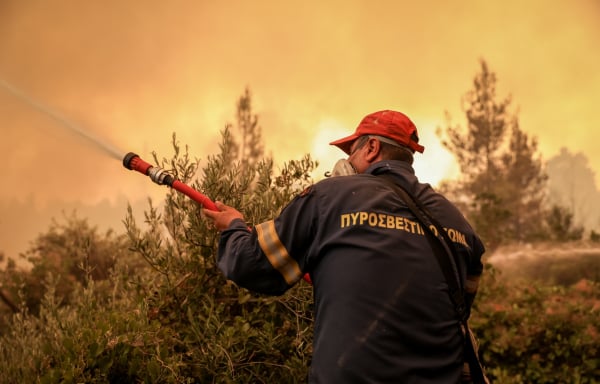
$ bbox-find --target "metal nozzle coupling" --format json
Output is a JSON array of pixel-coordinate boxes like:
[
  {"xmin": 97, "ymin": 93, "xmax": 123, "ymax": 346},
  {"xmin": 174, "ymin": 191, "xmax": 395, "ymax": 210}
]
[
  {"xmin": 147, "ymin": 166, "xmax": 174, "ymax": 186},
  {"xmin": 122, "ymin": 150, "xmax": 220, "ymax": 212},
  {"xmin": 123, "ymin": 152, "xmax": 174, "ymax": 186}
]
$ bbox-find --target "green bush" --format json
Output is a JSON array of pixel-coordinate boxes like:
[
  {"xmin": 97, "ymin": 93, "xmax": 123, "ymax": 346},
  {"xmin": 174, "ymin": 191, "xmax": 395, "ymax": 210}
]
[
  {"xmin": 0, "ymin": 213, "xmax": 134, "ymax": 317},
  {"xmin": 118, "ymin": 132, "xmax": 316, "ymax": 382},
  {"xmin": 473, "ymin": 266, "xmax": 600, "ymax": 383},
  {"xmin": 0, "ymin": 262, "xmax": 161, "ymax": 382}
]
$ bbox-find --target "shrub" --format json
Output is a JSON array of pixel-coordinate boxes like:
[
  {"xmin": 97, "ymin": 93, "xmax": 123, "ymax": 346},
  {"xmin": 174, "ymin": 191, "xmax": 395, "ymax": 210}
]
[
  {"xmin": 120, "ymin": 132, "xmax": 317, "ymax": 382},
  {"xmin": 472, "ymin": 265, "xmax": 600, "ymax": 383}
]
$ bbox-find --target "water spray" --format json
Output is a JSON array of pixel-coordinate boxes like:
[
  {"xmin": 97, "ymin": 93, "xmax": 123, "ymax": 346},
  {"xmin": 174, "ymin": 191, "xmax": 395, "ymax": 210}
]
[
  {"xmin": 0, "ymin": 78, "xmax": 123, "ymax": 160},
  {"xmin": 1, "ymin": 77, "xmax": 219, "ymax": 211},
  {"xmin": 122, "ymin": 152, "xmax": 218, "ymax": 211}
]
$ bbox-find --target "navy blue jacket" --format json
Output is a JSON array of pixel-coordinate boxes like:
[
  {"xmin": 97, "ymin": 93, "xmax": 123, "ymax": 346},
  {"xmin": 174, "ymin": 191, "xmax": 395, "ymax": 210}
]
[{"xmin": 217, "ymin": 160, "xmax": 485, "ymax": 383}]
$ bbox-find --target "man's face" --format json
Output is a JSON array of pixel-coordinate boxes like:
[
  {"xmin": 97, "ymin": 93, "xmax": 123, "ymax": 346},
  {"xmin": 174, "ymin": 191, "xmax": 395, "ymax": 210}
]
[{"xmin": 347, "ymin": 136, "xmax": 370, "ymax": 174}]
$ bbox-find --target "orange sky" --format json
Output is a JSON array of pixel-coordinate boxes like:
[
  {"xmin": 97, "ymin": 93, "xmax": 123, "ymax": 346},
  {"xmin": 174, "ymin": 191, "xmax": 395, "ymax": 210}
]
[{"xmin": 1, "ymin": 0, "xmax": 599, "ymax": 257}]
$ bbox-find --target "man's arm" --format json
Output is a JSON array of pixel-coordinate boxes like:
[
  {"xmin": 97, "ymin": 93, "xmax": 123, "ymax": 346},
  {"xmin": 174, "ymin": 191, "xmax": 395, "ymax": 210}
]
[
  {"xmin": 203, "ymin": 202, "xmax": 298, "ymax": 295},
  {"xmin": 216, "ymin": 218, "xmax": 292, "ymax": 295}
]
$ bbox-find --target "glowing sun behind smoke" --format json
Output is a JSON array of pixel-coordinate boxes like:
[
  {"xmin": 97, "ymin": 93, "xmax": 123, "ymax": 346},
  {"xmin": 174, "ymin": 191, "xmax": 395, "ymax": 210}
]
[
  {"xmin": 310, "ymin": 118, "xmax": 354, "ymax": 181},
  {"xmin": 411, "ymin": 120, "xmax": 460, "ymax": 187}
]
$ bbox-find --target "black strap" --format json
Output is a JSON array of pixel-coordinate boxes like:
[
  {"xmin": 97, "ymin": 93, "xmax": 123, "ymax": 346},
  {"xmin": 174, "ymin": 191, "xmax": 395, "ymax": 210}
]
[
  {"xmin": 378, "ymin": 174, "xmax": 467, "ymax": 322},
  {"xmin": 378, "ymin": 174, "xmax": 489, "ymax": 383}
]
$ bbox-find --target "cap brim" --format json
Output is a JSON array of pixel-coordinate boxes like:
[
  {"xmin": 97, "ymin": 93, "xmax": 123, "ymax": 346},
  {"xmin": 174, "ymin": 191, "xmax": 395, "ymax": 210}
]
[{"xmin": 329, "ymin": 133, "xmax": 360, "ymax": 155}]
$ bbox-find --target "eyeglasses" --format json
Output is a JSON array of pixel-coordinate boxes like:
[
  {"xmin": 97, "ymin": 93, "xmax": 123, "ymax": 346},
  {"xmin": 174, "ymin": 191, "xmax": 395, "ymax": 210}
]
[
  {"xmin": 350, "ymin": 135, "xmax": 413, "ymax": 156},
  {"xmin": 349, "ymin": 135, "xmax": 370, "ymax": 156}
]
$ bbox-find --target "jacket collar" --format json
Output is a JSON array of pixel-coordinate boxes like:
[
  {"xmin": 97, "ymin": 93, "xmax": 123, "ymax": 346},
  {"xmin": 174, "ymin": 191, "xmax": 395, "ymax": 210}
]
[{"xmin": 365, "ymin": 160, "xmax": 419, "ymax": 193}]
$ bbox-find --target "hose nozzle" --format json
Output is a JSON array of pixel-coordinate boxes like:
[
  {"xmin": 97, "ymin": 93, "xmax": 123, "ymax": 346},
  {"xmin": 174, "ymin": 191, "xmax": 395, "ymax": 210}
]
[
  {"xmin": 122, "ymin": 152, "xmax": 218, "ymax": 211},
  {"xmin": 123, "ymin": 152, "xmax": 174, "ymax": 186},
  {"xmin": 122, "ymin": 152, "xmax": 139, "ymax": 170}
]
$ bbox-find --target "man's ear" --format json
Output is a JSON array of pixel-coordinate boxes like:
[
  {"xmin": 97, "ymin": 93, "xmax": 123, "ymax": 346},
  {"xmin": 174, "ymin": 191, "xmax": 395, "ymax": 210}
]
[{"xmin": 364, "ymin": 137, "xmax": 382, "ymax": 162}]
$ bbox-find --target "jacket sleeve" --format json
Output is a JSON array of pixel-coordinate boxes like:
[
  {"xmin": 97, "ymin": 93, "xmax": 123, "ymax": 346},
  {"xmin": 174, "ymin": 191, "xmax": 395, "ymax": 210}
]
[
  {"xmin": 217, "ymin": 219, "xmax": 291, "ymax": 295},
  {"xmin": 216, "ymin": 187, "xmax": 319, "ymax": 296}
]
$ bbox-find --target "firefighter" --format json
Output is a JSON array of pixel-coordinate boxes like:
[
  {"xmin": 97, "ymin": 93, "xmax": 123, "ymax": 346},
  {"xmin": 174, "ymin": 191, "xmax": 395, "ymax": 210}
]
[{"xmin": 203, "ymin": 110, "xmax": 486, "ymax": 383}]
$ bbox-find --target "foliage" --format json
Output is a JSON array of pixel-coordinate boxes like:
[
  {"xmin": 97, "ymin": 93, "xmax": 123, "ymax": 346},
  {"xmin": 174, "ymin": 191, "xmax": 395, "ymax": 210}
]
[
  {"xmin": 122, "ymin": 130, "xmax": 317, "ymax": 382},
  {"xmin": 473, "ymin": 266, "xmax": 600, "ymax": 383},
  {"xmin": 500, "ymin": 119, "xmax": 548, "ymax": 241},
  {"xmin": 437, "ymin": 60, "xmax": 548, "ymax": 250},
  {"xmin": 0, "ymin": 213, "xmax": 135, "ymax": 316},
  {"xmin": 222, "ymin": 87, "xmax": 264, "ymax": 168},
  {"xmin": 544, "ymin": 205, "xmax": 585, "ymax": 242},
  {"xmin": 0, "ymin": 263, "xmax": 161, "ymax": 383}
]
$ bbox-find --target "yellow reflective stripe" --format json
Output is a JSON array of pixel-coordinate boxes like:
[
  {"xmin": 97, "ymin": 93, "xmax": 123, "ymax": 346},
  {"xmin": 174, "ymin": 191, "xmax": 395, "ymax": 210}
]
[{"xmin": 255, "ymin": 220, "xmax": 302, "ymax": 285}]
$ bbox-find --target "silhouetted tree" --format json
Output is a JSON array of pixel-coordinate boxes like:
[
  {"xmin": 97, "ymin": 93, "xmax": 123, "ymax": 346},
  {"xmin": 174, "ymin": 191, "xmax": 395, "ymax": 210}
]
[
  {"xmin": 544, "ymin": 205, "xmax": 584, "ymax": 242},
  {"xmin": 499, "ymin": 118, "xmax": 547, "ymax": 240},
  {"xmin": 438, "ymin": 60, "xmax": 548, "ymax": 249},
  {"xmin": 222, "ymin": 87, "xmax": 264, "ymax": 168}
]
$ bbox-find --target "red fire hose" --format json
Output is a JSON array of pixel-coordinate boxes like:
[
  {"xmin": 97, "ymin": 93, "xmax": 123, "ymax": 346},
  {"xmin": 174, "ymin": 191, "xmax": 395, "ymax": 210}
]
[{"xmin": 123, "ymin": 152, "xmax": 218, "ymax": 211}]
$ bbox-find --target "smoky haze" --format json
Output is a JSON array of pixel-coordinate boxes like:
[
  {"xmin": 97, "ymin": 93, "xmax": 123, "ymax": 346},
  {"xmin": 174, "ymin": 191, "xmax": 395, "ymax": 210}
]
[{"xmin": 1, "ymin": 0, "xmax": 600, "ymax": 259}]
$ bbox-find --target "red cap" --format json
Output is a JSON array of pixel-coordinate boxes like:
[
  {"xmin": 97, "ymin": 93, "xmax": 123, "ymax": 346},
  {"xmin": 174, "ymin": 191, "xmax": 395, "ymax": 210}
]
[{"xmin": 329, "ymin": 110, "xmax": 425, "ymax": 155}]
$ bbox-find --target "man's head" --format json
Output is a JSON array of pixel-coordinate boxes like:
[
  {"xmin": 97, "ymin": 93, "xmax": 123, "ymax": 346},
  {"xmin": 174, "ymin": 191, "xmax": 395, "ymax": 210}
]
[{"xmin": 329, "ymin": 110, "xmax": 424, "ymax": 173}]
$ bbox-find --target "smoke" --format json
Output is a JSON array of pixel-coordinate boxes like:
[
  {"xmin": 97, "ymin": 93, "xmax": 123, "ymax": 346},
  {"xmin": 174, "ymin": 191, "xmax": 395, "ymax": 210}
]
[{"xmin": 0, "ymin": 0, "xmax": 599, "ymax": 258}]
